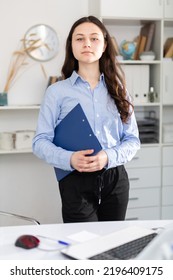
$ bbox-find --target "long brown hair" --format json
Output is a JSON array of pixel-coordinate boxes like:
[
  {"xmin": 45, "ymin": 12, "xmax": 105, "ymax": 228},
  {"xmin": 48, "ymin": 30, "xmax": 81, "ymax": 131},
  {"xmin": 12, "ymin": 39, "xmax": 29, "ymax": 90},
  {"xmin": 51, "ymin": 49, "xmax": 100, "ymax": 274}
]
[{"xmin": 61, "ymin": 16, "xmax": 133, "ymax": 123}]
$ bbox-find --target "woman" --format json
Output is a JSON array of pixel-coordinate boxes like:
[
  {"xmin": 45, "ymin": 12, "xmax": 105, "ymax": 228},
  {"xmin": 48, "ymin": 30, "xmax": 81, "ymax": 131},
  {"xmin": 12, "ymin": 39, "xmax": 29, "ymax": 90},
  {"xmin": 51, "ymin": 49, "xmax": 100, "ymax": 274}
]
[{"xmin": 32, "ymin": 16, "xmax": 140, "ymax": 223}]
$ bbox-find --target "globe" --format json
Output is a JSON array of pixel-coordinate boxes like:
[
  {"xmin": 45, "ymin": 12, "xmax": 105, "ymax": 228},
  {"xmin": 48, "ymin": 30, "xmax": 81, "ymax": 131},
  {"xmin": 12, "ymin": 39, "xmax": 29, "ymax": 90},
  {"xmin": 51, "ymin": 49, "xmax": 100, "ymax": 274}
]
[{"xmin": 120, "ymin": 40, "xmax": 136, "ymax": 60}]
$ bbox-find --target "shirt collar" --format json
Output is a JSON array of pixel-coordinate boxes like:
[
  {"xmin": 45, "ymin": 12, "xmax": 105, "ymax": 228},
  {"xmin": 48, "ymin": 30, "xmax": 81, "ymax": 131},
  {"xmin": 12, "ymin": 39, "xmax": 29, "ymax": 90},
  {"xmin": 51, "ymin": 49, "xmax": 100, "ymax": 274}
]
[
  {"xmin": 69, "ymin": 71, "xmax": 79, "ymax": 86},
  {"xmin": 70, "ymin": 71, "xmax": 106, "ymax": 88}
]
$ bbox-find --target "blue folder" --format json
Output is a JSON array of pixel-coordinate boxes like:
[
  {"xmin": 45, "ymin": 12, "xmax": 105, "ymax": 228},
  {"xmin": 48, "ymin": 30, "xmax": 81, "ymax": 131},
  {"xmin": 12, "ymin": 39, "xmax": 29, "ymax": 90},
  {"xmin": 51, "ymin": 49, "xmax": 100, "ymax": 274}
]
[{"xmin": 53, "ymin": 103, "xmax": 102, "ymax": 181}]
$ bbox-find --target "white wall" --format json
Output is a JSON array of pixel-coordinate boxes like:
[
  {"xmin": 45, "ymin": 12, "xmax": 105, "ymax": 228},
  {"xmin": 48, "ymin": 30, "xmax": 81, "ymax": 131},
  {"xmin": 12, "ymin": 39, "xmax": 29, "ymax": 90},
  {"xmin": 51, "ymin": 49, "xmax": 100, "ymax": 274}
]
[
  {"xmin": 0, "ymin": 0, "xmax": 89, "ymax": 224},
  {"xmin": 0, "ymin": 0, "xmax": 88, "ymax": 105}
]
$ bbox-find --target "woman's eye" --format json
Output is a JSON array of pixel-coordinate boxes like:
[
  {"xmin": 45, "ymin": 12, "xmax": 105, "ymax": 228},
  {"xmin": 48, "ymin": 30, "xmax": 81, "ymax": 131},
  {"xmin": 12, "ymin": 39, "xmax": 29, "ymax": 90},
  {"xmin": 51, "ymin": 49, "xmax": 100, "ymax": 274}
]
[{"xmin": 76, "ymin": 37, "xmax": 99, "ymax": 42}]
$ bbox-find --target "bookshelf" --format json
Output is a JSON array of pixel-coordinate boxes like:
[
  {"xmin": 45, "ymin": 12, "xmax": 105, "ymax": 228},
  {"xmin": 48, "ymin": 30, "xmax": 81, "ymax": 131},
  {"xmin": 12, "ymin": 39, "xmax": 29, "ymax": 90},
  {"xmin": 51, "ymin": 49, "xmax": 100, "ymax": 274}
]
[{"xmin": 89, "ymin": 0, "xmax": 173, "ymax": 220}]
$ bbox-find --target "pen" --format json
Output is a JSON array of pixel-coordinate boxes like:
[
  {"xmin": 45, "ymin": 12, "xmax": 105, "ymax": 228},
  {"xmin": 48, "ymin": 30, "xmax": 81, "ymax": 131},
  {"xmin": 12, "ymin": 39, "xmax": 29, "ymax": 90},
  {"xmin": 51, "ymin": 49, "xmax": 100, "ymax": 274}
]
[
  {"xmin": 37, "ymin": 235, "xmax": 70, "ymax": 246},
  {"xmin": 58, "ymin": 240, "xmax": 70, "ymax": 246}
]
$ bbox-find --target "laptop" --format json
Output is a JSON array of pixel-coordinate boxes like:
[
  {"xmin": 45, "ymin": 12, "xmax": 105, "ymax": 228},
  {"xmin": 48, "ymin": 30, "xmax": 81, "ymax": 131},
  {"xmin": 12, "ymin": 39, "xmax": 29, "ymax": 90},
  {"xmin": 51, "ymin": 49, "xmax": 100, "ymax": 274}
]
[
  {"xmin": 136, "ymin": 225, "xmax": 173, "ymax": 259},
  {"xmin": 61, "ymin": 226, "xmax": 158, "ymax": 260}
]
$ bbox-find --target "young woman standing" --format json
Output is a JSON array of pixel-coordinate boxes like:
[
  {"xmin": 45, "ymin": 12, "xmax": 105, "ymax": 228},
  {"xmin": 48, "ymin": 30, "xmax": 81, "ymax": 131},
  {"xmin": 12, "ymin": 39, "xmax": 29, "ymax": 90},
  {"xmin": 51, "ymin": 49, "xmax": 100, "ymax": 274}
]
[{"xmin": 32, "ymin": 16, "xmax": 140, "ymax": 223}]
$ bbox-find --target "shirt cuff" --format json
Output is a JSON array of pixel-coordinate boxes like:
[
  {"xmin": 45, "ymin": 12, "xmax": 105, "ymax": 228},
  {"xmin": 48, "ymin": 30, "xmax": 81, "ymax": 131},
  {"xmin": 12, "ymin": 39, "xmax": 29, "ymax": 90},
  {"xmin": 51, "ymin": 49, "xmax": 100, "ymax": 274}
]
[
  {"xmin": 104, "ymin": 148, "xmax": 118, "ymax": 169},
  {"xmin": 55, "ymin": 150, "xmax": 74, "ymax": 171}
]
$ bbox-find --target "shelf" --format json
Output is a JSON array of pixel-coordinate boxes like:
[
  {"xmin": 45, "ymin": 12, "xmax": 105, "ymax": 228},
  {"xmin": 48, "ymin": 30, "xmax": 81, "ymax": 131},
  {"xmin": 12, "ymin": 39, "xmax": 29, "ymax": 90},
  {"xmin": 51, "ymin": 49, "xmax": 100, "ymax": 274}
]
[
  {"xmin": 134, "ymin": 102, "xmax": 160, "ymax": 106},
  {"xmin": 162, "ymin": 143, "xmax": 173, "ymax": 147},
  {"xmin": 141, "ymin": 143, "xmax": 160, "ymax": 148},
  {"xmin": 119, "ymin": 60, "xmax": 161, "ymax": 65},
  {"xmin": 164, "ymin": 19, "xmax": 173, "ymax": 27},
  {"xmin": 103, "ymin": 18, "xmax": 157, "ymax": 26},
  {"xmin": 0, "ymin": 149, "xmax": 32, "ymax": 154},
  {"xmin": 0, "ymin": 105, "xmax": 40, "ymax": 110},
  {"xmin": 162, "ymin": 103, "xmax": 173, "ymax": 106}
]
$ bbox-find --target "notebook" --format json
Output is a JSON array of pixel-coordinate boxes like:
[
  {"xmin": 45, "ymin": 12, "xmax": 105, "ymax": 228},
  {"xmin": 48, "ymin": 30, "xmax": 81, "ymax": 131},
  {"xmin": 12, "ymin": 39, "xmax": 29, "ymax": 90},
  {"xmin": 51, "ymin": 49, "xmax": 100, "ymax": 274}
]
[
  {"xmin": 53, "ymin": 103, "xmax": 102, "ymax": 181},
  {"xmin": 61, "ymin": 226, "xmax": 157, "ymax": 260}
]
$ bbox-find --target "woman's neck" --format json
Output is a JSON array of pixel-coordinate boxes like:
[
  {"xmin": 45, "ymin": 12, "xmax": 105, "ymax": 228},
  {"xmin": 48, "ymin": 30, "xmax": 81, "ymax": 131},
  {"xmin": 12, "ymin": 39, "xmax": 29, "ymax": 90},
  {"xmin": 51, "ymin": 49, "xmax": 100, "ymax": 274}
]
[{"xmin": 78, "ymin": 64, "xmax": 100, "ymax": 90}]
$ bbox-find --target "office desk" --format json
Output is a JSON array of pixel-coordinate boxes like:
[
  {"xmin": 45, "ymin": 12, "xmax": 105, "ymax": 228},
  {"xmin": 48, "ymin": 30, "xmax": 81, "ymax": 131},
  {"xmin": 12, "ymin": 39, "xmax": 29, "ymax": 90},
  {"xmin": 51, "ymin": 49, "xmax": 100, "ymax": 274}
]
[{"xmin": 0, "ymin": 220, "xmax": 173, "ymax": 260}]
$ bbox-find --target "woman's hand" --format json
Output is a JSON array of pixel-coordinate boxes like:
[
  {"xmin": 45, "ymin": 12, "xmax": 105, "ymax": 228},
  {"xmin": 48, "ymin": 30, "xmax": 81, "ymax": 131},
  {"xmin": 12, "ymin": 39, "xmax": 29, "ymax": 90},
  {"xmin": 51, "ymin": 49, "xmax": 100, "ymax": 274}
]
[{"xmin": 70, "ymin": 149, "xmax": 108, "ymax": 172}]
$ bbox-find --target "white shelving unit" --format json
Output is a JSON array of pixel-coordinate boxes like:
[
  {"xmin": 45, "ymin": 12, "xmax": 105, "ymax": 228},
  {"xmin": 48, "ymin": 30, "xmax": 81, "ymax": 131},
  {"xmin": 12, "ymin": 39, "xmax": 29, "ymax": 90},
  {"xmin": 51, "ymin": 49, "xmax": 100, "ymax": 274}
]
[{"xmin": 89, "ymin": 0, "xmax": 173, "ymax": 220}]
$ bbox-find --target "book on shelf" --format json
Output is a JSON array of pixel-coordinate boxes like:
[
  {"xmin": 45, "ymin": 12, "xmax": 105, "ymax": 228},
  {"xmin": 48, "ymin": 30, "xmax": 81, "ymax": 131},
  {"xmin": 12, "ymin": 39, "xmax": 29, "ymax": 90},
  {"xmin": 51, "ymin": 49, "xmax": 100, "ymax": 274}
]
[
  {"xmin": 138, "ymin": 36, "xmax": 147, "ymax": 57},
  {"xmin": 134, "ymin": 22, "xmax": 155, "ymax": 60},
  {"xmin": 164, "ymin": 37, "xmax": 173, "ymax": 58},
  {"xmin": 133, "ymin": 35, "xmax": 141, "ymax": 60},
  {"xmin": 134, "ymin": 35, "xmax": 147, "ymax": 60},
  {"xmin": 141, "ymin": 22, "xmax": 155, "ymax": 52},
  {"xmin": 111, "ymin": 36, "xmax": 119, "ymax": 55}
]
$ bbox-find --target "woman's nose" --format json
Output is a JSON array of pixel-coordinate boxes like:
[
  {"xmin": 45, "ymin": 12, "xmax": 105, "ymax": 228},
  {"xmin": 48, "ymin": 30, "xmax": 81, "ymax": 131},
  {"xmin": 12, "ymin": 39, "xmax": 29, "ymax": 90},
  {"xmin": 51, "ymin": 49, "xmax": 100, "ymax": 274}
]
[{"xmin": 84, "ymin": 39, "xmax": 91, "ymax": 47}]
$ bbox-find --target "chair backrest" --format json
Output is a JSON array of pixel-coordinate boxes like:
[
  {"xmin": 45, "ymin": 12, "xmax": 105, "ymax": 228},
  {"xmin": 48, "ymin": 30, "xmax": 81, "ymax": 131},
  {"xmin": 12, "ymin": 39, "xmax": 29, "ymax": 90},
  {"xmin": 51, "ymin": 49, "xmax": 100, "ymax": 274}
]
[{"xmin": 0, "ymin": 211, "xmax": 40, "ymax": 226}]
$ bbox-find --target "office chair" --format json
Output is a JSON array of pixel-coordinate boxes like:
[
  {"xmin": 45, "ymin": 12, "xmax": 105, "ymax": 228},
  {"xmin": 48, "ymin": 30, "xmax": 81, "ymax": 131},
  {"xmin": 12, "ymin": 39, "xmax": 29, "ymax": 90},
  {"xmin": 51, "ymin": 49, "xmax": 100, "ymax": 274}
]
[{"xmin": 0, "ymin": 210, "xmax": 40, "ymax": 226}]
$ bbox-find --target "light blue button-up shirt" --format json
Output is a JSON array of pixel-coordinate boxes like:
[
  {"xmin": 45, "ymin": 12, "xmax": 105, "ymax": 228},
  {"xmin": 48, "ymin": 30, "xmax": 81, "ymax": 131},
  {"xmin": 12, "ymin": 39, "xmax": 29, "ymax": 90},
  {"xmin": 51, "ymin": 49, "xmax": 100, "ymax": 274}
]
[{"xmin": 32, "ymin": 71, "xmax": 140, "ymax": 171}]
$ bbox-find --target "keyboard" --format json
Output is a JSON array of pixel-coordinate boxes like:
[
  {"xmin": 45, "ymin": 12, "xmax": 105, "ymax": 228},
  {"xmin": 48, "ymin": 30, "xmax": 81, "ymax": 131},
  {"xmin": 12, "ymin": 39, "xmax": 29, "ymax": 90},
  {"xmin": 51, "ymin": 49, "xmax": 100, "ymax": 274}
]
[{"xmin": 89, "ymin": 232, "xmax": 157, "ymax": 260}]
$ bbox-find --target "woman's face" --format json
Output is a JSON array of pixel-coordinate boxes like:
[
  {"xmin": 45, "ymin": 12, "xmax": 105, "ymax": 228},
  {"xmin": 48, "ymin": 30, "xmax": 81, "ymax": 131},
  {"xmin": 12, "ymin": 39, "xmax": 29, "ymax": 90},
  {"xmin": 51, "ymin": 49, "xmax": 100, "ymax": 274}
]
[{"xmin": 71, "ymin": 22, "xmax": 107, "ymax": 66}]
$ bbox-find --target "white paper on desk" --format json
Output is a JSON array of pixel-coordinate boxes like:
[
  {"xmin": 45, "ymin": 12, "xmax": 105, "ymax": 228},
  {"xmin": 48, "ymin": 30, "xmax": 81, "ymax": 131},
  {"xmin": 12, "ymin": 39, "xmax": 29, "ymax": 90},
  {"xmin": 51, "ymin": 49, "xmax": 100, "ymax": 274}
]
[{"xmin": 67, "ymin": 230, "xmax": 99, "ymax": 243}]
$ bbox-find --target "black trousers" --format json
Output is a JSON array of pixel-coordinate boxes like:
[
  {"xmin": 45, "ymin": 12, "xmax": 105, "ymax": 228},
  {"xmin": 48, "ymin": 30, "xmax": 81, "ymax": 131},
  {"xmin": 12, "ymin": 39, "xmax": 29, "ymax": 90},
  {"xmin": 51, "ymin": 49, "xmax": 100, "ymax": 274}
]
[{"xmin": 59, "ymin": 166, "xmax": 129, "ymax": 223}]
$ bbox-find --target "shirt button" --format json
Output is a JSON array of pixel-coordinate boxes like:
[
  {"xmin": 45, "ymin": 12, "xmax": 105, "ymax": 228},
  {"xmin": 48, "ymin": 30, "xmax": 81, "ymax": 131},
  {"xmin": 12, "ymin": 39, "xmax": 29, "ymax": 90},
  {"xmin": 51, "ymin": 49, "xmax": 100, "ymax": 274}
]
[
  {"xmin": 96, "ymin": 114, "xmax": 100, "ymax": 117},
  {"xmin": 96, "ymin": 131, "xmax": 100, "ymax": 135}
]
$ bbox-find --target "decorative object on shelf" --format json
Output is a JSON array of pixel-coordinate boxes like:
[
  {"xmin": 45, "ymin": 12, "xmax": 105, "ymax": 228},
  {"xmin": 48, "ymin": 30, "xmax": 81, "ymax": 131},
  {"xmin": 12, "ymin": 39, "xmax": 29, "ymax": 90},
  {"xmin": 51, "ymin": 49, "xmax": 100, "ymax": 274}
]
[
  {"xmin": 0, "ymin": 130, "xmax": 35, "ymax": 151},
  {"xmin": 139, "ymin": 51, "xmax": 156, "ymax": 61},
  {"xmin": 2, "ymin": 24, "xmax": 59, "ymax": 104},
  {"xmin": 24, "ymin": 24, "xmax": 59, "ymax": 62},
  {"xmin": 120, "ymin": 40, "xmax": 136, "ymax": 60},
  {"xmin": 3, "ymin": 36, "xmax": 45, "ymax": 94},
  {"xmin": 14, "ymin": 130, "xmax": 35, "ymax": 150},
  {"xmin": 0, "ymin": 132, "xmax": 15, "ymax": 150},
  {"xmin": 0, "ymin": 92, "xmax": 7, "ymax": 106},
  {"xmin": 148, "ymin": 86, "xmax": 157, "ymax": 103}
]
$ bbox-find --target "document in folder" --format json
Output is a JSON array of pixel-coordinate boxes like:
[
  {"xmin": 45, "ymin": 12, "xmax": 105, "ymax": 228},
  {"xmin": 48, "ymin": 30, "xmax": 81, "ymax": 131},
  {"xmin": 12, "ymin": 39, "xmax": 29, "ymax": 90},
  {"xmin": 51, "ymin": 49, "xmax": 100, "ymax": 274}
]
[{"xmin": 53, "ymin": 103, "xmax": 102, "ymax": 181}]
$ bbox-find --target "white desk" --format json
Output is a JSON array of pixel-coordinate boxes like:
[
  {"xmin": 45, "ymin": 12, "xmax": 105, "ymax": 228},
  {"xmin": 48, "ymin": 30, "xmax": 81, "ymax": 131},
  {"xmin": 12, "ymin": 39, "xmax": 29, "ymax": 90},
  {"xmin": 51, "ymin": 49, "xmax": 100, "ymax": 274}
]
[{"xmin": 0, "ymin": 220, "xmax": 173, "ymax": 260}]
